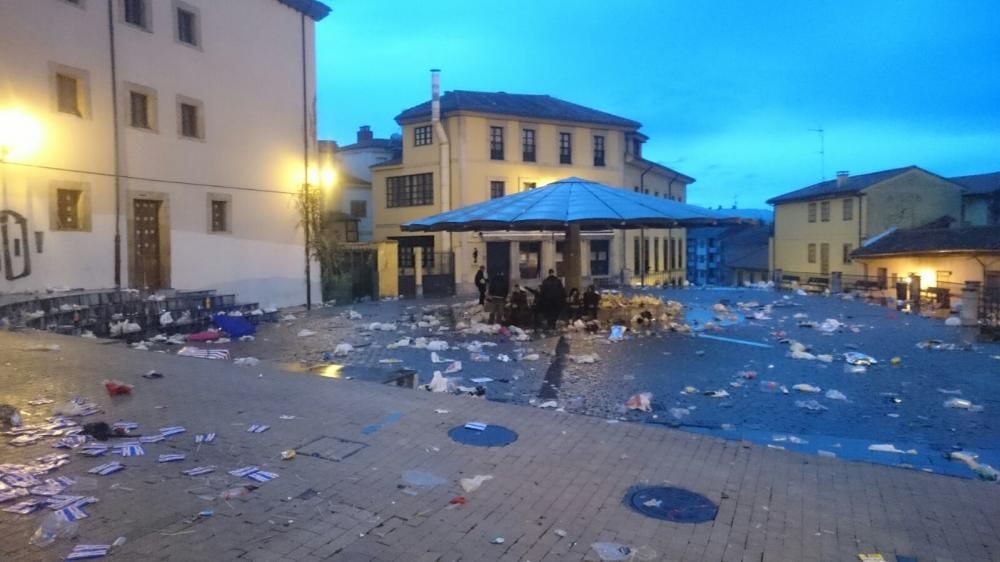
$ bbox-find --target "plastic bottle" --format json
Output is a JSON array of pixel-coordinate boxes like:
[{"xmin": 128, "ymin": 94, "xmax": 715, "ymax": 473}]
[{"xmin": 29, "ymin": 512, "xmax": 79, "ymax": 547}]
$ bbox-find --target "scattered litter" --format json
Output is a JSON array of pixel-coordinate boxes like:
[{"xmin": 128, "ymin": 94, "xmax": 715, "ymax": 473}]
[
  {"xmin": 858, "ymin": 554, "xmax": 886, "ymax": 562},
  {"xmin": 434, "ymin": 409, "xmax": 449, "ymax": 414},
  {"xmin": 459, "ymin": 474, "xmax": 493, "ymax": 493},
  {"xmin": 280, "ymin": 450, "xmax": 296, "ymax": 460},
  {"xmin": 297, "ymin": 329, "xmax": 316, "ymax": 337},
  {"xmin": 591, "ymin": 542, "xmax": 632, "ymax": 561},
  {"xmin": 88, "ymin": 462, "xmax": 124, "ymax": 476},
  {"xmin": 333, "ymin": 343, "xmax": 353, "ymax": 356},
  {"xmin": 448, "ymin": 496, "xmax": 466, "ymax": 505},
  {"xmin": 568, "ymin": 353, "xmax": 600, "ymax": 364},
  {"xmin": 279, "ymin": 415, "xmax": 296, "ymax": 420},
  {"xmin": 182, "ymin": 466, "xmax": 215, "ymax": 477},
  {"xmin": 825, "ymin": 390, "xmax": 847, "ymax": 401},
  {"xmin": 141, "ymin": 370, "xmax": 164, "ymax": 379},
  {"xmin": 844, "ymin": 365, "xmax": 867, "ymax": 374},
  {"xmin": 66, "ymin": 544, "xmax": 110, "ymax": 560},
  {"xmin": 890, "ymin": 356, "xmax": 902, "ymax": 366},
  {"xmin": 158, "ymin": 454, "xmax": 186, "ymax": 463},
  {"xmin": 470, "ymin": 377, "xmax": 493, "ymax": 383},
  {"xmin": 868, "ymin": 444, "xmax": 917, "ymax": 455},
  {"xmin": 177, "ymin": 347, "xmax": 230, "ymax": 360},
  {"xmin": 704, "ymin": 389, "xmax": 730, "ymax": 399},
  {"xmin": 490, "ymin": 537, "xmax": 505, "ymax": 545},
  {"xmin": 159, "ymin": 426, "xmax": 186, "ymax": 437},
  {"xmin": 795, "ymin": 400, "xmax": 827, "ymax": 412},
  {"xmin": 520, "ymin": 353, "xmax": 540, "ymax": 361},
  {"xmin": 758, "ymin": 380, "xmax": 781, "ymax": 393},
  {"xmin": 247, "ymin": 424, "xmax": 270, "ymax": 433},
  {"xmin": 943, "ymin": 398, "xmax": 982, "ymax": 411},
  {"xmin": 609, "ymin": 325, "xmax": 626, "ymax": 341},
  {"xmin": 944, "ymin": 316, "xmax": 961, "ymax": 326},
  {"xmin": 464, "ymin": 422, "xmax": 488, "ymax": 431},
  {"xmin": 844, "ymin": 352, "xmax": 877, "ymax": 365},
  {"xmin": 669, "ymin": 408, "xmax": 690, "ymax": 420},
  {"xmin": 233, "ymin": 357, "xmax": 260, "ymax": 367},
  {"xmin": 102, "ymin": 380, "xmax": 133, "ymax": 396},
  {"xmin": 537, "ymin": 401, "xmax": 558, "ymax": 409},
  {"xmin": 937, "ymin": 388, "xmax": 962, "ymax": 395},
  {"xmin": 625, "ymin": 392, "xmax": 653, "ymax": 412},
  {"xmin": 792, "ymin": 384, "xmax": 821, "ymax": 394},
  {"xmin": 443, "ymin": 361, "xmax": 463, "ymax": 374},
  {"xmin": 554, "ymin": 529, "xmax": 567, "ymax": 537}
]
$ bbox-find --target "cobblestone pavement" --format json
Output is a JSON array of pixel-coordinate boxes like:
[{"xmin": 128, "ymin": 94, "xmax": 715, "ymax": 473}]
[{"xmin": 2, "ymin": 311, "xmax": 1000, "ymax": 561}]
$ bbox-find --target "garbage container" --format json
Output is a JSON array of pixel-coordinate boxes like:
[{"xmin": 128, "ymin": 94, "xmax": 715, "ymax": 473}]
[{"xmin": 895, "ymin": 282, "xmax": 908, "ymax": 302}]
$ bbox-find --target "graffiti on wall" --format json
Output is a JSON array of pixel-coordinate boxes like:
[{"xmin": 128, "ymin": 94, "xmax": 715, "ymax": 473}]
[{"xmin": 0, "ymin": 210, "xmax": 34, "ymax": 280}]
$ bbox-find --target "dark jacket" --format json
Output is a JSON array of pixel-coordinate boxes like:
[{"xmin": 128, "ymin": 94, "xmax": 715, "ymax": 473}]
[
  {"xmin": 474, "ymin": 270, "xmax": 487, "ymax": 291},
  {"xmin": 539, "ymin": 275, "xmax": 565, "ymax": 311},
  {"xmin": 489, "ymin": 275, "xmax": 509, "ymax": 299}
]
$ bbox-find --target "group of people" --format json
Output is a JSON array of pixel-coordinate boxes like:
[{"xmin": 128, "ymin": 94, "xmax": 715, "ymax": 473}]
[{"xmin": 475, "ymin": 265, "xmax": 601, "ymax": 329}]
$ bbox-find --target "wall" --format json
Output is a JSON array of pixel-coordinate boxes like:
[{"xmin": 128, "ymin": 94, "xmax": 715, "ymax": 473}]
[
  {"xmin": 337, "ymin": 147, "xmax": 395, "ymax": 181},
  {"xmin": 772, "ymin": 195, "xmax": 865, "ymax": 277},
  {"xmin": 371, "ymin": 109, "xmax": 694, "ymax": 291},
  {"xmin": 0, "ymin": 0, "xmax": 319, "ymax": 306},
  {"xmin": 864, "ymin": 169, "xmax": 963, "ymax": 233},
  {"xmin": 855, "ymin": 253, "xmax": 1000, "ymax": 288}
]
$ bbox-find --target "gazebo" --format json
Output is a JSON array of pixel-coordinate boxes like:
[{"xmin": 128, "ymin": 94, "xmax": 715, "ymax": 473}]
[{"xmin": 402, "ymin": 177, "xmax": 736, "ymax": 292}]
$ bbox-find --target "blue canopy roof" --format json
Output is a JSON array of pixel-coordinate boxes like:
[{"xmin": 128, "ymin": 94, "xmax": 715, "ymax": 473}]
[{"xmin": 402, "ymin": 177, "xmax": 735, "ymax": 232}]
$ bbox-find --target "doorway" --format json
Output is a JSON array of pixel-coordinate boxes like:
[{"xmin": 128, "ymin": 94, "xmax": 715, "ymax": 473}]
[
  {"xmin": 486, "ymin": 241, "xmax": 510, "ymax": 280},
  {"xmin": 819, "ymin": 243, "xmax": 830, "ymax": 275},
  {"xmin": 130, "ymin": 195, "xmax": 170, "ymax": 290}
]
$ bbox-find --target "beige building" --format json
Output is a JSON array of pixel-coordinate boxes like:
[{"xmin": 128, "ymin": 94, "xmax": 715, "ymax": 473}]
[
  {"xmin": 372, "ymin": 72, "xmax": 694, "ymax": 294},
  {"xmin": 768, "ymin": 166, "xmax": 965, "ymax": 279},
  {"xmin": 951, "ymin": 171, "xmax": 1000, "ymax": 227},
  {"xmin": 0, "ymin": 0, "xmax": 329, "ymax": 306}
]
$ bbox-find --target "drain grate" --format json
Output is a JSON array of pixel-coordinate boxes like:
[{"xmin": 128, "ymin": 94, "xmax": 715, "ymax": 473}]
[
  {"xmin": 624, "ymin": 486, "xmax": 718, "ymax": 523},
  {"xmin": 447, "ymin": 424, "xmax": 518, "ymax": 447},
  {"xmin": 297, "ymin": 436, "xmax": 368, "ymax": 462}
]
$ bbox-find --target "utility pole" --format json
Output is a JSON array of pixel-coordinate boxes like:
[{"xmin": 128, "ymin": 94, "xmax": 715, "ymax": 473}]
[{"xmin": 808, "ymin": 127, "xmax": 825, "ymax": 181}]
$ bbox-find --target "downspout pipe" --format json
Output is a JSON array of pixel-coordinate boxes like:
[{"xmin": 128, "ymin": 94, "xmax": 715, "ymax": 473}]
[
  {"xmin": 638, "ymin": 162, "xmax": 654, "ymax": 286},
  {"xmin": 300, "ymin": 14, "xmax": 312, "ymax": 310},
  {"xmin": 107, "ymin": 0, "xmax": 122, "ymax": 289},
  {"xmin": 431, "ymin": 69, "xmax": 451, "ymax": 253}
]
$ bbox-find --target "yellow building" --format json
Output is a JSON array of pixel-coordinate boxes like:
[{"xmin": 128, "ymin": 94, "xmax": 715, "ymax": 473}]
[
  {"xmin": 768, "ymin": 166, "xmax": 964, "ymax": 280},
  {"xmin": 851, "ymin": 225, "xmax": 1000, "ymax": 290},
  {"xmin": 372, "ymin": 72, "xmax": 694, "ymax": 294}
]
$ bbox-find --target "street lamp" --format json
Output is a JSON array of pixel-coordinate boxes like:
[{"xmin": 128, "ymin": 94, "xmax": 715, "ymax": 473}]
[{"xmin": 0, "ymin": 108, "xmax": 43, "ymax": 162}]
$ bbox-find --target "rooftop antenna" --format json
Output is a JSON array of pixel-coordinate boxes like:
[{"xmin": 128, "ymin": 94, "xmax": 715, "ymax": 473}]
[{"xmin": 808, "ymin": 127, "xmax": 825, "ymax": 181}]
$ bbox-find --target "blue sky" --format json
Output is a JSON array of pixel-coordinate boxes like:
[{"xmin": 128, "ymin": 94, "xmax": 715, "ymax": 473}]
[{"xmin": 315, "ymin": 0, "xmax": 1000, "ymax": 209}]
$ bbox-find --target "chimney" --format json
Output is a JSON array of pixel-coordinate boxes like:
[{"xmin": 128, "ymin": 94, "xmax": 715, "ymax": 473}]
[
  {"xmin": 356, "ymin": 125, "xmax": 373, "ymax": 143},
  {"xmin": 430, "ymin": 68, "xmax": 441, "ymax": 122},
  {"xmin": 836, "ymin": 170, "xmax": 849, "ymax": 187}
]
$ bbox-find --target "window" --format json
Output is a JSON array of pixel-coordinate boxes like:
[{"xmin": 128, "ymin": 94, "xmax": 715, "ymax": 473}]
[
  {"xmin": 350, "ymin": 200, "xmax": 367, "ymax": 218},
  {"xmin": 590, "ymin": 239, "xmax": 609, "ymax": 276},
  {"xmin": 49, "ymin": 182, "xmax": 91, "ymax": 232},
  {"xmin": 56, "ymin": 74, "xmax": 81, "ymax": 116},
  {"xmin": 386, "ymin": 173, "xmax": 433, "ymax": 208},
  {"xmin": 634, "ymin": 186, "xmax": 640, "ymax": 193},
  {"xmin": 414, "ymin": 125, "xmax": 432, "ymax": 146},
  {"xmin": 632, "ymin": 138, "xmax": 642, "ymax": 157},
  {"xmin": 522, "ymin": 181, "xmax": 537, "ymax": 190},
  {"xmin": 489, "ymin": 126, "xmax": 504, "ymax": 160},
  {"xmin": 842, "ymin": 243, "xmax": 852, "ymax": 264},
  {"xmin": 56, "ymin": 189, "xmax": 82, "ymax": 230},
  {"xmin": 210, "ymin": 200, "xmax": 227, "ymax": 232},
  {"xmin": 178, "ymin": 98, "xmax": 203, "ymax": 139},
  {"xmin": 633, "ymin": 237, "xmax": 640, "ymax": 273},
  {"xmin": 175, "ymin": 4, "xmax": 200, "ymax": 47},
  {"xmin": 593, "ymin": 135, "xmax": 605, "ymax": 166},
  {"xmin": 820, "ymin": 200, "xmax": 830, "ymax": 222},
  {"xmin": 559, "ymin": 132, "xmax": 572, "ymax": 164},
  {"xmin": 807, "ymin": 243, "xmax": 816, "ymax": 263},
  {"xmin": 521, "ymin": 129, "xmax": 535, "ymax": 162},
  {"xmin": 807, "ymin": 202, "xmax": 817, "ymax": 223},
  {"xmin": 490, "ymin": 180, "xmax": 505, "ymax": 200},
  {"xmin": 130, "ymin": 91, "xmax": 150, "ymax": 129},
  {"xmin": 123, "ymin": 0, "xmax": 149, "ymax": 29},
  {"xmin": 842, "ymin": 198, "xmax": 853, "ymax": 221},
  {"xmin": 395, "ymin": 236, "xmax": 434, "ymax": 271},
  {"xmin": 344, "ymin": 221, "xmax": 359, "ymax": 243},
  {"xmin": 519, "ymin": 242, "xmax": 541, "ymax": 280}
]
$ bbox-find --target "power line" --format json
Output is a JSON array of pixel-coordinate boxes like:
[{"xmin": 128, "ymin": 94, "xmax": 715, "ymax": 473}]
[{"xmin": 0, "ymin": 160, "xmax": 298, "ymax": 195}]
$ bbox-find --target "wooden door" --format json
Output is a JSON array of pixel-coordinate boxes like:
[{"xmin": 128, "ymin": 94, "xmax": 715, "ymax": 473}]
[
  {"xmin": 820, "ymin": 243, "xmax": 830, "ymax": 275},
  {"xmin": 133, "ymin": 198, "xmax": 162, "ymax": 289}
]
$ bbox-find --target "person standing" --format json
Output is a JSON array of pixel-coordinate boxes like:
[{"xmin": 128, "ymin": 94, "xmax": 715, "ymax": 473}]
[
  {"xmin": 539, "ymin": 269, "xmax": 565, "ymax": 330},
  {"xmin": 474, "ymin": 265, "xmax": 488, "ymax": 305},
  {"xmin": 487, "ymin": 271, "xmax": 509, "ymax": 324}
]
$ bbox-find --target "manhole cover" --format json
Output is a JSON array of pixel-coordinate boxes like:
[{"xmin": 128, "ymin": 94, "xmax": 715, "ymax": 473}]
[
  {"xmin": 297, "ymin": 436, "xmax": 368, "ymax": 462},
  {"xmin": 447, "ymin": 424, "xmax": 518, "ymax": 447},
  {"xmin": 624, "ymin": 486, "xmax": 718, "ymax": 523}
]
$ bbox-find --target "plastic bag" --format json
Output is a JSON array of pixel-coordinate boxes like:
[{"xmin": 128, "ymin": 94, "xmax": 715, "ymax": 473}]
[
  {"xmin": 29, "ymin": 512, "xmax": 79, "ymax": 547},
  {"xmin": 459, "ymin": 474, "xmax": 493, "ymax": 493},
  {"xmin": 333, "ymin": 343, "xmax": 353, "ymax": 357}
]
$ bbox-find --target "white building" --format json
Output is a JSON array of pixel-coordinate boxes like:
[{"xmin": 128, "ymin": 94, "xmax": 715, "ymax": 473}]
[
  {"xmin": 318, "ymin": 126, "xmax": 400, "ymax": 241},
  {"xmin": 0, "ymin": 0, "xmax": 329, "ymax": 306}
]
